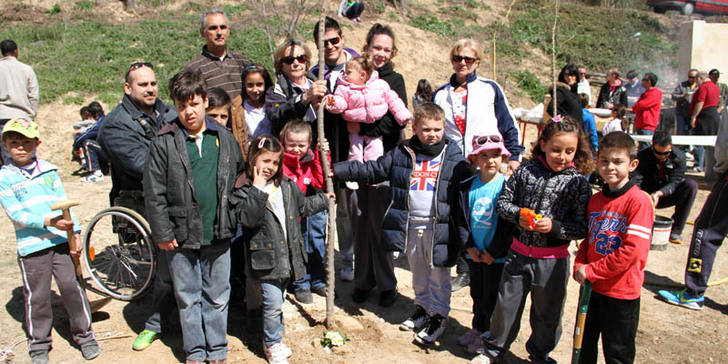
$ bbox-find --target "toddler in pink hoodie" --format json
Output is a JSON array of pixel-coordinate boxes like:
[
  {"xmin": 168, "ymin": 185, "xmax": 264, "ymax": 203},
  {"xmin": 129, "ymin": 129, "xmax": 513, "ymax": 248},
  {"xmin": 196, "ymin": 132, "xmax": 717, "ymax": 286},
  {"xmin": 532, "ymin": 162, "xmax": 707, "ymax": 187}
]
[{"xmin": 325, "ymin": 54, "xmax": 412, "ymax": 164}]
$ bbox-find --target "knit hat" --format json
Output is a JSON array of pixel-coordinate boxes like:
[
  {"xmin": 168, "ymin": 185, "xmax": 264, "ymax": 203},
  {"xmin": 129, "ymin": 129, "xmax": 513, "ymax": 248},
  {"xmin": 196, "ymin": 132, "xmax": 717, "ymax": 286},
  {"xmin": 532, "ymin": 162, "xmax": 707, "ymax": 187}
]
[
  {"xmin": 2, "ymin": 118, "xmax": 40, "ymax": 139},
  {"xmin": 467, "ymin": 133, "xmax": 510, "ymax": 160}
]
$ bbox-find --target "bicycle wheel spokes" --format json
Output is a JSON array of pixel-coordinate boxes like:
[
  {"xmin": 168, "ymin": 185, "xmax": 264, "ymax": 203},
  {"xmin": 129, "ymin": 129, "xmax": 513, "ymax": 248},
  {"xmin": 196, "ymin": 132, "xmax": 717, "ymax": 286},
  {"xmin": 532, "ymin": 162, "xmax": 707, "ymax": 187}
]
[{"xmin": 83, "ymin": 207, "xmax": 156, "ymax": 301}]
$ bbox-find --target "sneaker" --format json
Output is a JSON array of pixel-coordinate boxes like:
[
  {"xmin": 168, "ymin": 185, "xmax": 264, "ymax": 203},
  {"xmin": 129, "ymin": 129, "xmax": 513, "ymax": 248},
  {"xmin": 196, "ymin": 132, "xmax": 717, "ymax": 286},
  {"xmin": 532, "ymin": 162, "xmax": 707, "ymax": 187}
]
[
  {"xmin": 80, "ymin": 340, "xmax": 100, "ymax": 360},
  {"xmin": 470, "ymin": 353, "xmax": 496, "ymax": 364},
  {"xmin": 263, "ymin": 342, "xmax": 290, "ymax": 364},
  {"xmin": 451, "ymin": 272, "xmax": 470, "ymax": 292},
  {"xmin": 340, "ymin": 266, "xmax": 354, "ymax": 282},
  {"xmin": 30, "ymin": 350, "xmax": 49, "ymax": 364},
  {"xmin": 80, "ymin": 170, "xmax": 104, "ymax": 182},
  {"xmin": 345, "ymin": 181, "xmax": 359, "ymax": 190},
  {"xmin": 352, "ymin": 288, "xmax": 370, "ymax": 303},
  {"xmin": 415, "ymin": 314, "xmax": 449, "ymax": 345},
  {"xmin": 294, "ymin": 289, "xmax": 313, "ymax": 304},
  {"xmin": 279, "ymin": 342, "xmax": 292, "ymax": 358},
  {"xmin": 379, "ymin": 289, "xmax": 396, "ymax": 307},
  {"xmin": 467, "ymin": 335, "xmax": 485, "ymax": 354},
  {"xmin": 458, "ymin": 328, "xmax": 482, "ymax": 347},
  {"xmin": 132, "ymin": 329, "xmax": 159, "ymax": 351},
  {"xmin": 311, "ymin": 286, "xmax": 327, "ymax": 297},
  {"xmin": 669, "ymin": 233, "xmax": 684, "ymax": 244},
  {"xmin": 399, "ymin": 305, "xmax": 428, "ymax": 331},
  {"xmin": 658, "ymin": 289, "xmax": 704, "ymax": 310}
]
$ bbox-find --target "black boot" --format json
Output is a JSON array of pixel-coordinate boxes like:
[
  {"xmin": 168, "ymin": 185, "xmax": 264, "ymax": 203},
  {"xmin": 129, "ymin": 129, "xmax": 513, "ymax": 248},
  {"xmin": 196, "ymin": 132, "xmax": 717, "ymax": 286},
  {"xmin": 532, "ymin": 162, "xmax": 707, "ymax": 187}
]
[{"xmin": 451, "ymin": 272, "xmax": 470, "ymax": 292}]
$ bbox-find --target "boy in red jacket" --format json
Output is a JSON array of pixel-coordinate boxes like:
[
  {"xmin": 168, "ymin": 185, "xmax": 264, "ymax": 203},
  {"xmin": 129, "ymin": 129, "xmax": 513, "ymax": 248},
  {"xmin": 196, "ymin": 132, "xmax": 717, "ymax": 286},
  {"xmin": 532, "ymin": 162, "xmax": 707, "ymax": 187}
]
[
  {"xmin": 279, "ymin": 120, "xmax": 328, "ymax": 304},
  {"xmin": 573, "ymin": 132, "xmax": 654, "ymax": 364}
]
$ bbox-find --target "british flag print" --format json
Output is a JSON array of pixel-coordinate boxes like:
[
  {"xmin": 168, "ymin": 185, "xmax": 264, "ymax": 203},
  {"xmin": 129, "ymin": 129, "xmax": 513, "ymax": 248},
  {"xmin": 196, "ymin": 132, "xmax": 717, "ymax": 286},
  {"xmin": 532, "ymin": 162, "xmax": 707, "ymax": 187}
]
[{"xmin": 410, "ymin": 159, "xmax": 441, "ymax": 191}]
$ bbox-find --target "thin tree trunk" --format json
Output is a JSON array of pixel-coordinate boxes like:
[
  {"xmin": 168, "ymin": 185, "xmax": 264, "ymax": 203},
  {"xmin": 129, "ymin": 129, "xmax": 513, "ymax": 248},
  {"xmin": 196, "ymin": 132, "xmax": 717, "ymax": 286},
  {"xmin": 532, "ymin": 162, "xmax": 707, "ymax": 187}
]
[{"xmin": 315, "ymin": 0, "xmax": 337, "ymax": 330}]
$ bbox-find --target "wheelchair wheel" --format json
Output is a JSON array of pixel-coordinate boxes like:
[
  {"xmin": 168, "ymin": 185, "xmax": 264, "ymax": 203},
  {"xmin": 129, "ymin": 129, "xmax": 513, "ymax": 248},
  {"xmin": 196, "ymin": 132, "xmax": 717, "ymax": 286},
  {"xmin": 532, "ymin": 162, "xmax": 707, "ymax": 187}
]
[{"xmin": 82, "ymin": 206, "xmax": 156, "ymax": 301}]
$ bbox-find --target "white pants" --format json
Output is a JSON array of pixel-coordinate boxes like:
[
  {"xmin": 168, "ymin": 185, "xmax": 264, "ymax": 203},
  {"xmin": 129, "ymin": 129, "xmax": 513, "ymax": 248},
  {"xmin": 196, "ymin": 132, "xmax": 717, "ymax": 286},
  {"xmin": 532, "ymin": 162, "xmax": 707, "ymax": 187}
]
[{"xmin": 406, "ymin": 226, "xmax": 452, "ymax": 317}]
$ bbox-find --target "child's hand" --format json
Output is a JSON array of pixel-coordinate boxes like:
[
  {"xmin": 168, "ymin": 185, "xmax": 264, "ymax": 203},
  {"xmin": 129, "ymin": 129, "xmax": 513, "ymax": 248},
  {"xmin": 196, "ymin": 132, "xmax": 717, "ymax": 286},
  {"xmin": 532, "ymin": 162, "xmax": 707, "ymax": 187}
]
[
  {"xmin": 518, "ymin": 215, "xmax": 534, "ymax": 231},
  {"xmin": 573, "ymin": 264, "xmax": 588, "ymax": 285},
  {"xmin": 46, "ymin": 216, "xmax": 74, "ymax": 231},
  {"xmin": 324, "ymin": 95, "xmax": 335, "ymax": 107},
  {"xmin": 534, "ymin": 217, "xmax": 552, "ymax": 233},
  {"xmin": 326, "ymin": 192, "xmax": 336, "ymax": 201},
  {"xmin": 480, "ymin": 250, "xmax": 495, "ymax": 265},
  {"xmin": 157, "ymin": 238, "xmax": 178, "ymax": 251},
  {"xmin": 252, "ymin": 166, "xmax": 266, "ymax": 186},
  {"xmin": 69, "ymin": 233, "xmax": 82, "ymax": 259},
  {"xmin": 467, "ymin": 247, "xmax": 482, "ymax": 262}
]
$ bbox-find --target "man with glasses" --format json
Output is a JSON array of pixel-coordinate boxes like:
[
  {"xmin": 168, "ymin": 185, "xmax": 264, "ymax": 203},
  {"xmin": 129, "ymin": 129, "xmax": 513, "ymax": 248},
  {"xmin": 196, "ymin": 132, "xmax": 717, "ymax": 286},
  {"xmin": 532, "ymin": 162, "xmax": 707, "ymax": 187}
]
[
  {"xmin": 632, "ymin": 131, "xmax": 698, "ymax": 245},
  {"xmin": 658, "ymin": 110, "xmax": 728, "ymax": 310},
  {"xmin": 97, "ymin": 62, "xmax": 178, "ymax": 351},
  {"xmin": 310, "ymin": 16, "xmax": 361, "ymax": 283},
  {"xmin": 672, "ymin": 68, "xmax": 699, "ymax": 136},
  {"xmin": 184, "ymin": 9, "xmax": 252, "ymax": 99}
]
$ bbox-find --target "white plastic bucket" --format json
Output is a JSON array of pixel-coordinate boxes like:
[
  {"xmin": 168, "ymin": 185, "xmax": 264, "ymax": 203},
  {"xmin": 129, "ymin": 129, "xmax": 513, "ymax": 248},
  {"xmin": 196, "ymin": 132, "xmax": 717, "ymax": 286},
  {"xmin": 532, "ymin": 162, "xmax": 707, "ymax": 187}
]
[{"xmin": 651, "ymin": 216, "xmax": 673, "ymax": 251}]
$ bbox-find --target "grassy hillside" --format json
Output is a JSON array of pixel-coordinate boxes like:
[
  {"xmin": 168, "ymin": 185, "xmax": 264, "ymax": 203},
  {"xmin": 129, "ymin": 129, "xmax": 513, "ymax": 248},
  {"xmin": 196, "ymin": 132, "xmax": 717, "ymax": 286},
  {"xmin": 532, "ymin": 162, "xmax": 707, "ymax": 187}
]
[
  {"xmin": 0, "ymin": 2, "xmax": 271, "ymax": 105},
  {"xmin": 0, "ymin": 0, "xmax": 685, "ymax": 105}
]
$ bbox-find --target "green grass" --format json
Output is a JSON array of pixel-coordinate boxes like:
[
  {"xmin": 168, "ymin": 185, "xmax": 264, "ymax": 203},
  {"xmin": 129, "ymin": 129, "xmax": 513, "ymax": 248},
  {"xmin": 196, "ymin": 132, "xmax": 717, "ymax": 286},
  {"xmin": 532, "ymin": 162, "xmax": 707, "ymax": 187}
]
[
  {"xmin": 509, "ymin": 70, "xmax": 547, "ymax": 102},
  {"xmin": 410, "ymin": 15, "xmax": 456, "ymax": 38},
  {"xmin": 0, "ymin": 13, "xmax": 273, "ymax": 106}
]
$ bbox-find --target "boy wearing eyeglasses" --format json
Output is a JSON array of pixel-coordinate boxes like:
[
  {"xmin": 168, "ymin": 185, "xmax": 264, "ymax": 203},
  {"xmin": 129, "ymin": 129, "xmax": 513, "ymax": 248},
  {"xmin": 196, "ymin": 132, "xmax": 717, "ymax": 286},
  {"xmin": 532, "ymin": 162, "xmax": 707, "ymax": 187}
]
[
  {"xmin": 333, "ymin": 103, "xmax": 471, "ymax": 345},
  {"xmin": 631, "ymin": 131, "xmax": 698, "ymax": 244},
  {"xmin": 452, "ymin": 132, "xmax": 516, "ymax": 354}
]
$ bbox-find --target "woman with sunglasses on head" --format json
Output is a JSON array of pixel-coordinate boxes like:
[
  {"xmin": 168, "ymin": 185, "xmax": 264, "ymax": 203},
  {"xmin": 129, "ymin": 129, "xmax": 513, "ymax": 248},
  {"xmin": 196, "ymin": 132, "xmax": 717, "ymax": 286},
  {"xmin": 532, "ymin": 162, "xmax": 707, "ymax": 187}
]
[{"xmin": 264, "ymin": 38, "xmax": 328, "ymax": 136}]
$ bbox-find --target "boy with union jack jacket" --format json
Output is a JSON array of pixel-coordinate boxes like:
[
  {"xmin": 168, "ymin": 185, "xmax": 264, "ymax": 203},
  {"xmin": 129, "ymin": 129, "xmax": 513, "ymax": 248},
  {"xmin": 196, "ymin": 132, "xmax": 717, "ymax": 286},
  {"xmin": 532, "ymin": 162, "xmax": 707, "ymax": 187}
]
[{"xmin": 334, "ymin": 102, "xmax": 470, "ymax": 345}]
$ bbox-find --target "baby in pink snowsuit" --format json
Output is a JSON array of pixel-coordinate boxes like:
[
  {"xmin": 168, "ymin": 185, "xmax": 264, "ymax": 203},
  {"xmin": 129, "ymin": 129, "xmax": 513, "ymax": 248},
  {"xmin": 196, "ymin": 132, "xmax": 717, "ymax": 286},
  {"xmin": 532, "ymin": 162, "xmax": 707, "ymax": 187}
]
[{"xmin": 325, "ymin": 55, "xmax": 412, "ymax": 163}]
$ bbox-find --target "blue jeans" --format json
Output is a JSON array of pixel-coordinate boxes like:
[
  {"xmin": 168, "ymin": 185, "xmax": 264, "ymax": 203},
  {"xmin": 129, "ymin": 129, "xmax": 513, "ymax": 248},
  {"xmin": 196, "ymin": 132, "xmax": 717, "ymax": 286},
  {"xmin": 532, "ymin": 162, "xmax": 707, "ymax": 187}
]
[
  {"xmin": 144, "ymin": 250, "xmax": 176, "ymax": 333},
  {"xmin": 168, "ymin": 242, "xmax": 231, "ymax": 361},
  {"xmin": 261, "ymin": 279, "xmax": 288, "ymax": 346},
  {"xmin": 292, "ymin": 210, "xmax": 327, "ymax": 292},
  {"xmin": 81, "ymin": 139, "xmax": 107, "ymax": 172},
  {"xmin": 636, "ymin": 129, "xmax": 654, "ymax": 151},
  {"xmin": 690, "ymin": 128, "xmax": 705, "ymax": 170}
]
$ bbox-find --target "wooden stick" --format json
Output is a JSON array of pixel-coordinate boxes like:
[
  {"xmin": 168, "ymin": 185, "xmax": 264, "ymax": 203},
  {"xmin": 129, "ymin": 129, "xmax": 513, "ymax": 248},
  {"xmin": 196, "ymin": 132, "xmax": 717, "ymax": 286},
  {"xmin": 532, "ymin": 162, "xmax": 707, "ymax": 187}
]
[
  {"xmin": 571, "ymin": 281, "xmax": 592, "ymax": 364},
  {"xmin": 314, "ymin": 2, "xmax": 337, "ymax": 329}
]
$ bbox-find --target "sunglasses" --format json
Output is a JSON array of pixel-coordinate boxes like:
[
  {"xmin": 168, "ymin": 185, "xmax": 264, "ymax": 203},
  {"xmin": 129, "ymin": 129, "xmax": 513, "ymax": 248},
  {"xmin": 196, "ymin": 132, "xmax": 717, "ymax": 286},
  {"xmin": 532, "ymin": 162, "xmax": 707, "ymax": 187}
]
[
  {"xmin": 452, "ymin": 55, "xmax": 477, "ymax": 65},
  {"xmin": 473, "ymin": 135, "xmax": 502, "ymax": 146},
  {"xmin": 652, "ymin": 147, "xmax": 672, "ymax": 156},
  {"xmin": 323, "ymin": 37, "xmax": 341, "ymax": 47},
  {"xmin": 128, "ymin": 62, "xmax": 153, "ymax": 71},
  {"xmin": 282, "ymin": 55, "xmax": 307, "ymax": 65},
  {"xmin": 207, "ymin": 24, "xmax": 228, "ymax": 31}
]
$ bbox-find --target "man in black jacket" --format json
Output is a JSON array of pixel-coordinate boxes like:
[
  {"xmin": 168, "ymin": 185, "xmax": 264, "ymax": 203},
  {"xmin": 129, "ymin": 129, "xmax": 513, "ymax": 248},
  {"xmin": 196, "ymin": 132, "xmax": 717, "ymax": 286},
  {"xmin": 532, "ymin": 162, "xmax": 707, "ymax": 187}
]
[
  {"xmin": 96, "ymin": 62, "xmax": 178, "ymax": 351},
  {"xmin": 632, "ymin": 131, "xmax": 698, "ymax": 244}
]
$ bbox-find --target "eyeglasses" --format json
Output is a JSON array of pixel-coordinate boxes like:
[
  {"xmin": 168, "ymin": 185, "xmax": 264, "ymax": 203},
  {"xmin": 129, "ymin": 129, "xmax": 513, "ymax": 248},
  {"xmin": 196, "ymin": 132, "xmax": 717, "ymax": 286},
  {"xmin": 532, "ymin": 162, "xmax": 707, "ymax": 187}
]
[
  {"xmin": 452, "ymin": 55, "xmax": 477, "ymax": 65},
  {"xmin": 323, "ymin": 37, "xmax": 341, "ymax": 47},
  {"xmin": 281, "ymin": 55, "xmax": 307, "ymax": 65},
  {"xmin": 652, "ymin": 147, "xmax": 672, "ymax": 156},
  {"xmin": 207, "ymin": 24, "xmax": 228, "ymax": 31},
  {"xmin": 688, "ymin": 75, "xmax": 697, "ymax": 79},
  {"xmin": 473, "ymin": 135, "xmax": 502, "ymax": 146}
]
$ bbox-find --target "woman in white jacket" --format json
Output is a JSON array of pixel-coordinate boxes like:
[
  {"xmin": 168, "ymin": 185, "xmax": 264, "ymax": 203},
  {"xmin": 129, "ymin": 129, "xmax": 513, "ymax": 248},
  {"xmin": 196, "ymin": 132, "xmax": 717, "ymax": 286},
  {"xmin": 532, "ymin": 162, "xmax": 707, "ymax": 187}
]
[{"xmin": 432, "ymin": 38, "xmax": 524, "ymax": 174}]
